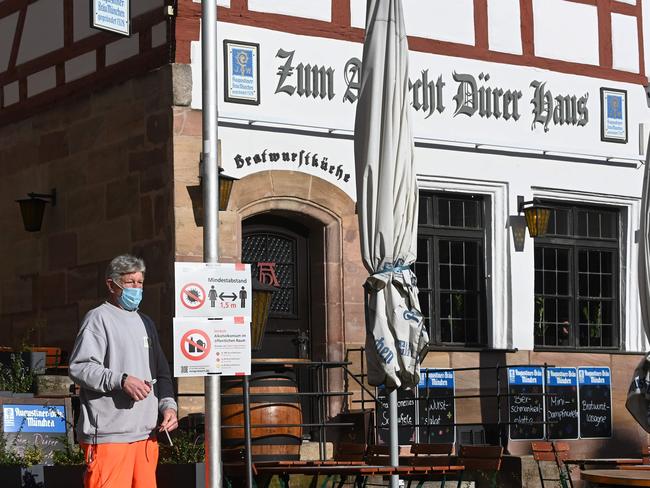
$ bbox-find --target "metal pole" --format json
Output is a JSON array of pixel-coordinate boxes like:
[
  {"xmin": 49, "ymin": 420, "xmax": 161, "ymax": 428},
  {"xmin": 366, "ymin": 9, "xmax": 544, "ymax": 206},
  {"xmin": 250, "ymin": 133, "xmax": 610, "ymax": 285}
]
[
  {"xmin": 243, "ymin": 376, "xmax": 253, "ymax": 488},
  {"xmin": 389, "ymin": 389, "xmax": 399, "ymax": 488},
  {"xmin": 202, "ymin": 1, "xmax": 221, "ymax": 487}
]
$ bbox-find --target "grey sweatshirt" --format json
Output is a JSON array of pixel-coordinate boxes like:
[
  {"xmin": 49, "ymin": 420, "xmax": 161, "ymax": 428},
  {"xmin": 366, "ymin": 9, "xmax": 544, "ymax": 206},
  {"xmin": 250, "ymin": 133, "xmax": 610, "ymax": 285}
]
[{"xmin": 69, "ymin": 302, "xmax": 177, "ymax": 444}]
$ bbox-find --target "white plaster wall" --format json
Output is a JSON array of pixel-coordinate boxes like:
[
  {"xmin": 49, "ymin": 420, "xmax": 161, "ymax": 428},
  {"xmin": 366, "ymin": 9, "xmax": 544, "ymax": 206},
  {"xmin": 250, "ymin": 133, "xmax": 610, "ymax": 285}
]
[
  {"xmin": 27, "ymin": 66, "xmax": 56, "ymax": 97},
  {"xmin": 17, "ymin": 0, "xmax": 64, "ymax": 64},
  {"xmin": 351, "ymin": 0, "xmax": 475, "ymax": 45},
  {"xmin": 131, "ymin": 0, "xmax": 164, "ymax": 17},
  {"xmin": 152, "ymin": 21, "xmax": 167, "ymax": 48},
  {"xmin": 533, "ymin": 0, "xmax": 599, "ymax": 65},
  {"xmin": 105, "ymin": 34, "xmax": 140, "ymax": 66},
  {"xmin": 3, "ymin": 81, "xmax": 19, "ymax": 107},
  {"xmin": 350, "ymin": 0, "xmax": 365, "ymax": 29},
  {"xmin": 65, "ymin": 51, "xmax": 96, "ymax": 82},
  {"xmin": 0, "ymin": 12, "xmax": 18, "ymax": 72},
  {"xmin": 404, "ymin": 0, "xmax": 475, "ymax": 45},
  {"xmin": 615, "ymin": 0, "xmax": 637, "ymax": 5},
  {"xmin": 73, "ymin": 0, "xmax": 95, "ymax": 41},
  {"xmin": 612, "ymin": 13, "xmax": 640, "ymax": 73},
  {"xmin": 247, "ymin": 0, "xmax": 332, "ymax": 22},
  {"xmin": 487, "ymin": 0, "xmax": 522, "ymax": 55}
]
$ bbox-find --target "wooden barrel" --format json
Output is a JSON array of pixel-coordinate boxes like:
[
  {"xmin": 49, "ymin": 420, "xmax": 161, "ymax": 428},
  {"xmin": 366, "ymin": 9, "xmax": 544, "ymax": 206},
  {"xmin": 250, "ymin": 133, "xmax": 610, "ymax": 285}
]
[{"xmin": 221, "ymin": 369, "xmax": 302, "ymax": 461}]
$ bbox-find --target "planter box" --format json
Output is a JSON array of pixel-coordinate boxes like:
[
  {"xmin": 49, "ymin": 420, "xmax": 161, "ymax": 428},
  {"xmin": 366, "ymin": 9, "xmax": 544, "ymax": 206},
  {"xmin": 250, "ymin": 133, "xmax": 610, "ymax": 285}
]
[
  {"xmin": 0, "ymin": 352, "xmax": 46, "ymax": 376},
  {"xmin": 44, "ymin": 465, "xmax": 84, "ymax": 487},
  {"xmin": 157, "ymin": 463, "xmax": 205, "ymax": 488},
  {"xmin": 0, "ymin": 465, "xmax": 45, "ymax": 488}
]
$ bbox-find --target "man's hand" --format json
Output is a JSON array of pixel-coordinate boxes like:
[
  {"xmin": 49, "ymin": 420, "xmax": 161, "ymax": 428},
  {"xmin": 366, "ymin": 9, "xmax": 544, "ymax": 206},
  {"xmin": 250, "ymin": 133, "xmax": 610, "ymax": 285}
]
[
  {"xmin": 159, "ymin": 409, "xmax": 178, "ymax": 433},
  {"xmin": 122, "ymin": 375, "xmax": 151, "ymax": 401}
]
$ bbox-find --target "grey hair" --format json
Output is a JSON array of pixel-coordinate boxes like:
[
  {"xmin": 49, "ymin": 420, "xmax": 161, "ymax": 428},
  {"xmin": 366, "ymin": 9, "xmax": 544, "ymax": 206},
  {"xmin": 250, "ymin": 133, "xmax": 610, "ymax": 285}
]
[{"xmin": 105, "ymin": 254, "xmax": 146, "ymax": 282}]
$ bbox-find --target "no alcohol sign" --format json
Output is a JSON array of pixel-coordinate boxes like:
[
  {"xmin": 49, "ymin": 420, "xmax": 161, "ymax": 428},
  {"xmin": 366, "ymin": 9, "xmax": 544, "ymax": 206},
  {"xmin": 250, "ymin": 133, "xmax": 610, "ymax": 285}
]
[
  {"xmin": 175, "ymin": 262, "xmax": 252, "ymax": 319},
  {"xmin": 173, "ymin": 317, "xmax": 251, "ymax": 377}
]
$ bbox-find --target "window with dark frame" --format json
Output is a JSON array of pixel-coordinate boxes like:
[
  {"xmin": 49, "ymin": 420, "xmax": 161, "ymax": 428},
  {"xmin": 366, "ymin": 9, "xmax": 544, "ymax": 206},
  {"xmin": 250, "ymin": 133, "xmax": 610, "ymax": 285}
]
[
  {"xmin": 534, "ymin": 204, "xmax": 620, "ymax": 349},
  {"xmin": 416, "ymin": 193, "xmax": 488, "ymax": 347}
]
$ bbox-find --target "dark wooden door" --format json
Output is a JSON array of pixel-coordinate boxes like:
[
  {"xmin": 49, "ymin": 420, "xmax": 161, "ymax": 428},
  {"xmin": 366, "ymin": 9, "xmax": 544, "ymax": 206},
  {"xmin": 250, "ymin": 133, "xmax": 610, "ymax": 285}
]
[{"xmin": 242, "ymin": 215, "xmax": 311, "ymax": 360}]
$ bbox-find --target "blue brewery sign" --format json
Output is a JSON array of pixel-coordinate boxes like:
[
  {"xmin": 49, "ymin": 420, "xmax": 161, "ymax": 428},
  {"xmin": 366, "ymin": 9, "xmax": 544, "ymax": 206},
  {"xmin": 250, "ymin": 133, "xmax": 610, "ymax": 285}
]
[
  {"xmin": 3, "ymin": 404, "xmax": 66, "ymax": 434},
  {"xmin": 508, "ymin": 366, "xmax": 544, "ymax": 386},
  {"xmin": 578, "ymin": 367, "xmax": 611, "ymax": 386}
]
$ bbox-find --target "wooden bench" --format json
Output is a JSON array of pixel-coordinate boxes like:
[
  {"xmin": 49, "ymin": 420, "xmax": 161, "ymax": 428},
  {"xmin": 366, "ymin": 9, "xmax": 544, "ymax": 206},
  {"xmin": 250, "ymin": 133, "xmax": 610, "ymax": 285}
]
[
  {"xmin": 532, "ymin": 441, "xmax": 572, "ymax": 488},
  {"xmin": 455, "ymin": 445, "xmax": 503, "ymax": 488}
]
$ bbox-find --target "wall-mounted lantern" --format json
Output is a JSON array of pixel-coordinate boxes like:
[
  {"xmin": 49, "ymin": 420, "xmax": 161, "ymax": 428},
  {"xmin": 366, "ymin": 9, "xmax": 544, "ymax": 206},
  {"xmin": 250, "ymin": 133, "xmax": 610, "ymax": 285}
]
[
  {"xmin": 16, "ymin": 189, "xmax": 57, "ymax": 232},
  {"xmin": 517, "ymin": 195, "xmax": 551, "ymax": 238},
  {"xmin": 250, "ymin": 277, "xmax": 276, "ymax": 351}
]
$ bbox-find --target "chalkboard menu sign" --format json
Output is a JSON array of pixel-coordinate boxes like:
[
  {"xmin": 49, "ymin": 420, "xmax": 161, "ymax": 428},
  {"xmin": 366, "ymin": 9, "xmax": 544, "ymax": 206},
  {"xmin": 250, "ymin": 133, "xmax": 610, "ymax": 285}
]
[
  {"xmin": 545, "ymin": 367, "xmax": 579, "ymax": 440},
  {"xmin": 0, "ymin": 398, "xmax": 74, "ymax": 463},
  {"xmin": 578, "ymin": 367, "xmax": 612, "ymax": 439},
  {"xmin": 376, "ymin": 387, "xmax": 416, "ymax": 445},
  {"xmin": 508, "ymin": 367, "xmax": 545, "ymax": 440},
  {"xmin": 418, "ymin": 369, "xmax": 455, "ymax": 443}
]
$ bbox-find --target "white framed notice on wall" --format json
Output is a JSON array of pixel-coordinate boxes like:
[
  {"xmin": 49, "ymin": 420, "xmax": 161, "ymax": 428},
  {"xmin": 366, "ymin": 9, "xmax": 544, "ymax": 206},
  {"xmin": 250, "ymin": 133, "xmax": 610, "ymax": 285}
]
[
  {"xmin": 223, "ymin": 40, "xmax": 260, "ymax": 105},
  {"xmin": 91, "ymin": 0, "xmax": 131, "ymax": 37}
]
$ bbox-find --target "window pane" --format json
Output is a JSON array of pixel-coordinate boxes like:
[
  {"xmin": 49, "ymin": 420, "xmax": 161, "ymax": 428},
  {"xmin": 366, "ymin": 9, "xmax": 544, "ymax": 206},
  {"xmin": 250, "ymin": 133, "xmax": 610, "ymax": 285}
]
[
  {"xmin": 588, "ymin": 211, "xmax": 600, "ymax": 238},
  {"xmin": 466, "ymin": 320, "xmax": 479, "ymax": 344},
  {"xmin": 419, "ymin": 291, "xmax": 431, "ymax": 320},
  {"xmin": 416, "ymin": 263, "xmax": 429, "ymax": 289},
  {"xmin": 417, "ymin": 239, "xmax": 429, "ymax": 262},
  {"xmin": 544, "ymin": 271, "xmax": 557, "ymax": 295},
  {"xmin": 439, "ymin": 241, "xmax": 450, "ymax": 264},
  {"xmin": 554, "ymin": 208, "xmax": 570, "ymax": 236},
  {"xmin": 451, "ymin": 265, "xmax": 464, "ymax": 289},
  {"xmin": 449, "ymin": 200, "xmax": 464, "ymax": 227},
  {"xmin": 438, "ymin": 199, "xmax": 450, "ymax": 226},
  {"xmin": 557, "ymin": 272, "xmax": 570, "ymax": 296},
  {"xmin": 557, "ymin": 249, "xmax": 569, "ymax": 270},
  {"xmin": 543, "ymin": 248, "xmax": 556, "ymax": 269},
  {"xmin": 464, "ymin": 201, "xmax": 478, "ymax": 228},
  {"xmin": 419, "ymin": 197, "xmax": 429, "ymax": 225},
  {"xmin": 439, "ymin": 264, "xmax": 450, "ymax": 290},
  {"xmin": 452, "ymin": 320, "xmax": 466, "ymax": 343},
  {"xmin": 576, "ymin": 211, "xmax": 587, "ymax": 237},
  {"xmin": 535, "ymin": 247, "xmax": 542, "ymax": 269},
  {"xmin": 535, "ymin": 271, "xmax": 543, "ymax": 294},
  {"xmin": 601, "ymin": 212, "xmax": 616, "ymax": 239},
  {"xmin": 450, "ymin": 241, "xmax": 464, "ymax": 264}
]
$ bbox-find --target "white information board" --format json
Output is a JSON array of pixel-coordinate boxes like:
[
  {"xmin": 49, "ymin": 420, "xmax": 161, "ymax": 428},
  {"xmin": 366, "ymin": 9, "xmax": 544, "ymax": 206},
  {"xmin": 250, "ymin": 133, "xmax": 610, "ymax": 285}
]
[
  {"xmin": 92, "ymin": 0, "xmax": 130, "ymax": 36},
  {"xmin": 173, "ymin": 317, "xmax": 251, "ymax": 377},
  {"xmin": 175, "ymin": 262, "xmax": 252, "ymax": 319}
]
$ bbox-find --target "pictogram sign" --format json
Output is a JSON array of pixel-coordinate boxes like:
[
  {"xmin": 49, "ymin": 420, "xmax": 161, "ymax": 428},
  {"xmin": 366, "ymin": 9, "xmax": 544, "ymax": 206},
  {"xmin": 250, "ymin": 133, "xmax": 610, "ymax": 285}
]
[
  {"xmin": 175, "ymin": 262, "xmax": 252, "ymax": 318},
  {"xmin": 180, "ymin": 283, "xmax": 206, "ymax": 310},
  {"xmin": 180, "ymin": 329, "xmax": 211, "ymax": 361}
]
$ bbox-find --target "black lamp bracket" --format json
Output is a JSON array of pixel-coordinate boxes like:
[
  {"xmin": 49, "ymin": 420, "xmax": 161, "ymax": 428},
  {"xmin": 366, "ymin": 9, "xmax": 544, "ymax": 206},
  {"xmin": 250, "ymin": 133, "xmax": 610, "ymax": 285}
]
[
  {"xmin": 517, "ymin": 195, "xmax": 534, "ymax": 214},
  {"xmin": 27, "ymin": 188, "xmax": 56, "ymax": 207}
]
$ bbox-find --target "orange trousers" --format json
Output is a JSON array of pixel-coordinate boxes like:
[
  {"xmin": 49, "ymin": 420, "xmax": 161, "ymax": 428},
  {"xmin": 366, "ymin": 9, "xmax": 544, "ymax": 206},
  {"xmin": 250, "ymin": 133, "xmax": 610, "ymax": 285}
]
[{"xmin": 81, "ymin": 439, "xmax": 158, "ymax": 488}]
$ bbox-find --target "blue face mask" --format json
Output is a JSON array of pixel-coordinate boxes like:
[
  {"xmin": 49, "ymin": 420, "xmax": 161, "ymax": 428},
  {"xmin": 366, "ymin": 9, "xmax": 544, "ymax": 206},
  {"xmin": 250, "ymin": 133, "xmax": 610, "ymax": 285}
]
[{"xmin": 117, "ymin": 286, "xmax": 143, "ymax": 311}]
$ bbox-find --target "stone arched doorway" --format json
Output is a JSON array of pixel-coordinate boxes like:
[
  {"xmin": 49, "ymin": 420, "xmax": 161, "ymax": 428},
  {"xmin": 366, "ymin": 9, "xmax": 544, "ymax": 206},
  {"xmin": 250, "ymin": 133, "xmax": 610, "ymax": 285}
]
[{"xmin": 229, "ymin": 170, "xmax": 358, "ymax": 430}]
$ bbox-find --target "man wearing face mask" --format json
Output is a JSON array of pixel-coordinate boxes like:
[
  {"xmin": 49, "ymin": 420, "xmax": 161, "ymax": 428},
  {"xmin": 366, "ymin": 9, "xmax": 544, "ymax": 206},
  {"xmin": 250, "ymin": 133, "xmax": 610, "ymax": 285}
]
[{"xmin": 69, "ymin": 254, "xmax": 178, "ymax": 488}]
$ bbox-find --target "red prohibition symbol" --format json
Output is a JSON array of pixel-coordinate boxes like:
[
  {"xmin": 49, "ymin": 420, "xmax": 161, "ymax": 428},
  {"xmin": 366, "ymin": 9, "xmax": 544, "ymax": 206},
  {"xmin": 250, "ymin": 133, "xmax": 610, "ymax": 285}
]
[
  {"xmin": 181, "ymin": 329, "xmax": 211, "ymax": 361},
  {"xmin": 180, "ymin": 283, "xmax": 206, "ymax": 309}
]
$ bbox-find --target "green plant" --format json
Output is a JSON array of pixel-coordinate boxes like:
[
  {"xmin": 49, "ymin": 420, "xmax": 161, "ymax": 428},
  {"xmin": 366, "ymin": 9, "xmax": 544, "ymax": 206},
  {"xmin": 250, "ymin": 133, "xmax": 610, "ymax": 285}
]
[
  {"xmin": 52, "ymin": 435, "xmax": 84, "ymax": 466},
  {"xmin": 0, "ymin": 353, "xmax": 36, "ymax": 393},
  {"xmin": 159, "ymin": 429, "xmax": 205, "ymax": 464},
  {"xmin": 0, "ymin": 434, "xmax": 44, "ymax": 467}
]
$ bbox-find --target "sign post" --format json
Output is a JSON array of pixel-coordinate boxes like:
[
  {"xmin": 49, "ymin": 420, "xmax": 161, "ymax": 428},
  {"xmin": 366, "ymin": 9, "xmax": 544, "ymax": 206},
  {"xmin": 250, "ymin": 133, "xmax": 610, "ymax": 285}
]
[{"xmin": 201, "ymin": 1, "xmax": 221, "ymax": 487}]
